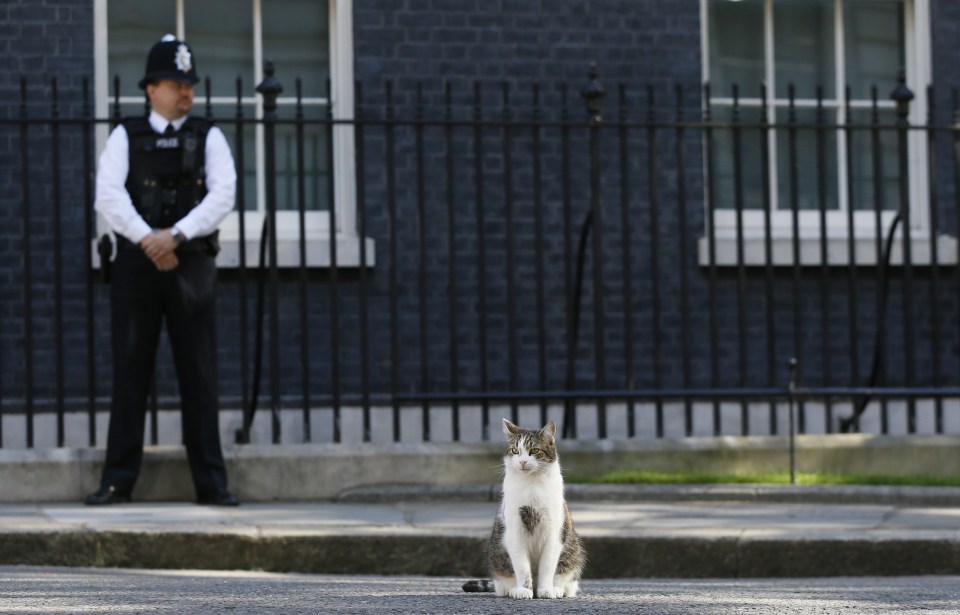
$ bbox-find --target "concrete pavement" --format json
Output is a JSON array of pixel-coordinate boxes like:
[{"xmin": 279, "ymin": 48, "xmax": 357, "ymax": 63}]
[
  {"xmin": 3, "ymin": 569, "xmax": 959, "ymax": 614},
  {"xmin": 3, "ymin": 485, "xmax": 960, "ymax": 578}
]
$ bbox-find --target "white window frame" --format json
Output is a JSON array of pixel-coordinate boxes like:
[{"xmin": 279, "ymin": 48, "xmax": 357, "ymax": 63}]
[
  {"xmin": 698, "ymin": 0, "xmax": 953, "ymax": 266},
  {"xmin": 92, "ymin": 0, "xmax": 373, "ymax": 268}
]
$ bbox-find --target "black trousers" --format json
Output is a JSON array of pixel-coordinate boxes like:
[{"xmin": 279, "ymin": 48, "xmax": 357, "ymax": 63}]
[{"xmin": 100, "ymin": 246, "xmax": 228, "ymax": 499}]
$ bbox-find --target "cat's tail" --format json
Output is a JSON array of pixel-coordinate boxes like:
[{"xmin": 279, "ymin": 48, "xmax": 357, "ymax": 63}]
[{"xmin": 462, "ymin": 579, "xmax": 495, "ymax": 593}]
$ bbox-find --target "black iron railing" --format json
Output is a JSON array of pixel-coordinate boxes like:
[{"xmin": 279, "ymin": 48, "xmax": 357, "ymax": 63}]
[{"xmin": 1, "ymin": 65, "xmax": 960, "ymax": 448}]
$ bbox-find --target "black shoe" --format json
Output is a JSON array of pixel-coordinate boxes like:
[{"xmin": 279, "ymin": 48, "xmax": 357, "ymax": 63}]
[
  {"xmin": 197, "ymin": 491, "xmax": 239, "ymax": 507},
  {"xmin": 84, "ymin": 486, "xmax": 131, "ymax": 506}
]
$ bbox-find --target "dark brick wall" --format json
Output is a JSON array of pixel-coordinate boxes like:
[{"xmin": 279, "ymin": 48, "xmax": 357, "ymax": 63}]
[
  {"xmin": 1, "ymin": 0, "xmax": 110, "ymax": 423},
  {"xmin": 1, "ymin": 0, "xmax": 959, "ymax": 437},
  {"xmin": 3, "ymin": 0, "xmax": 93, "ymax": 116},
  {"xmin": 353, "ymin": 0, "xmax": 701, "ymax": 87}
]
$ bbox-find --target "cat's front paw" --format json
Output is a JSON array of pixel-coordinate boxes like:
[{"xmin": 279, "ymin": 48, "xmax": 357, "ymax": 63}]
[
  {"xmin": 537, "ymin": 587, "xmax": 562, "ymax": 599},
  {"xmin": 508, "ymin": 587, "xmax": 534, "ymax": 600}
]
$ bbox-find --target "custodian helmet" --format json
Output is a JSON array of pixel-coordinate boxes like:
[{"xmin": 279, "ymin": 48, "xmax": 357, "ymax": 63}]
[{"xmin": 138, "ymin": 34, "xmax": 200, "ymax": 89}]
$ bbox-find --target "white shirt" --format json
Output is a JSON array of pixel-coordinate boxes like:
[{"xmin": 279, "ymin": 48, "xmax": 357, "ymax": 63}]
[{"xmin": 95, "ymin": 109, "xmax": 237, "ymax": 243}]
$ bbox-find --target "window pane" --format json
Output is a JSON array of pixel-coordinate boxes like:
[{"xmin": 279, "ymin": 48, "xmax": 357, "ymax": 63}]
[
  {"xmin": 774, "ymin": 0, "xmax": 835, "ymax": 99},
  {"xmin": 709, "ymin": 106, "xmax": 767, "ymax": 211},
  {"xmin": 107, "ymin": 0, "xmax": 176, "ymax": 96},
  {"xmin": 844, "ymin": 1, "xmax": 904, "ymax": 99},
  {"xmin": 263, "ymin": 0, "xmax": 330, "ymax": 99},
  {"xmin": 847, "ymin": 109, "xmax": 900, "ymax": 211},
  {"xmin": 775, "ymin": 108, "xmax": 839, "ymax": 211},
  {"xmin": 112, "ymin": 101, "xmax": 152, "ymax": 119},
  {"xmin": 207, "ymin": 104, "xmax": 258, "ymax": 212},
  {"xmin": 707, "ymin": 0, "xmax": 764, "ymax": 96},
  {"xmin": 275, "ymin": 109, "xmax": 331, "ymax": 212},
  {"xmin": 185, "ymin": 1, "xmax": 254, "ymax": 97}
]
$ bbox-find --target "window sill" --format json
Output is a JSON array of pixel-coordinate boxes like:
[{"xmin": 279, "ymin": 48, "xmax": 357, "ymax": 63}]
[
  {"xmin": 216, "ymin": 234, "xmax": 376, "ymax": 269},
  {"xmin": 697, "ymin": 234, "xmax": 958, "ymax": 267}
]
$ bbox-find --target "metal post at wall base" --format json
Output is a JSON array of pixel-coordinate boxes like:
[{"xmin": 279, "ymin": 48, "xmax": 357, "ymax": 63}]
[
  {"xmin": 260, "ymin": 60, "xmax": 283, "ymax": 445},
  {"xmin": 235, "ymin": 216, "xmax": 271, "ymax": 445},
  {"xmin": 788, "ymin": 358, "xmax": 798, "ymax": 485},
  {"xmin": 837, "ymin": 209, "xmax": 902, "ymax": 434},
  {"xmin": 840, "ymin": 70, "xmax": 912, "ymax": 433},
  {"xmin": 564, "ymin": 63, "xmax": 606, "ymax": 440},
  {"xmin": 563, "ymin": 210, "xmax": 592, "ymax": 439},
  {"xmin": 585, "ymin": 63, "xmax": 606, "ymax": 439},
  {"xmin": 236, "ymin": 61, "xmax": 283, "ymax": 445},
  {"xmin": 891, "ymin": 70, "xmax": 917, "ymax": 431}
]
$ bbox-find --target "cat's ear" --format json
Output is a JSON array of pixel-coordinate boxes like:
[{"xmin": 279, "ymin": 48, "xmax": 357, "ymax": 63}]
[
  {"xmin": 541, "ymin": 420, "xmax": 557, "ymax": 443},
  {"xmin": 502, "ymin": 419, "xmax": 521, "ymax": 438}
]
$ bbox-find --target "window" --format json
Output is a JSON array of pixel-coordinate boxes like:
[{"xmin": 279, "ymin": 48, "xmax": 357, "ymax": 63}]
[
  {"xmin": 701, "ymin": 0, "xmax": 940, "ymax": 265},
  {"xmin": 93, "ymin": 0, "xmax": 368, "ymax": 267}
]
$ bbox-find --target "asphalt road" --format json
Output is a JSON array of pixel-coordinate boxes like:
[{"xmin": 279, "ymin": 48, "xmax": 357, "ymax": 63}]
[{"xmin": 1, "ymin": 567, "xmax": 958, "ymax": 614}]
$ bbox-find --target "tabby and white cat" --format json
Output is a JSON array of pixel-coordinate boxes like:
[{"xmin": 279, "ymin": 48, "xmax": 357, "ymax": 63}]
[{"xmin": 467, "ymin": 419, "xmax": 585, "ymax": 599}]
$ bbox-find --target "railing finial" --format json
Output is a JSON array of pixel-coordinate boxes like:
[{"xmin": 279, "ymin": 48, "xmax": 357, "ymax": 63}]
[
  {"xmin": 256, "ymin": 59, "xmax": 284, "ymax": 117},
  {"xmin": 890, "ymin": 69, "xmax": 914, "ymax": 121},
  {"xmin": 581, "ymin": 62, "xmax": 605, "ymax": 123}
]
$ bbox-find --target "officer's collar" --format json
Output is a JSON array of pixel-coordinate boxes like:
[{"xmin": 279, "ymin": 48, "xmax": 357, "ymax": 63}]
[{"xmin": 148, "ymin": 110, "xmax": 188, "ymax": 134}]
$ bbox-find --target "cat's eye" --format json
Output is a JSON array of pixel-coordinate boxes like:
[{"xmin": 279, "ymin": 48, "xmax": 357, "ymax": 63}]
[
  {"xmin": 529, "ymin": 448, "xmax": 541, "ymax": 455},
  {"xmin": 508, "ymin": 447, "xmax": 519, "ymax": 455}
]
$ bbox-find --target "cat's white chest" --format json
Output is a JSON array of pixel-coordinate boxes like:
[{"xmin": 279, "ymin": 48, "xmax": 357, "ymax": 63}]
[
  {"xmin": 502, "ymin": 476, "xmax": 563, "ymax": 538},
  {"xmin": 505, "ymin": 485, "xmax": 557, "ymax": 513}
]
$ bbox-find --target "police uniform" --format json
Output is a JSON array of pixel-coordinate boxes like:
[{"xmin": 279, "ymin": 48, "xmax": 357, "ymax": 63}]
[{"xmin": 86, "ymin": 35, "xmax": 238, "ymax": 506}]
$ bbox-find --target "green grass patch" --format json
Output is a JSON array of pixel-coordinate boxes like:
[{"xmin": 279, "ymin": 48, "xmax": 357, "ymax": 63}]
[{"xmin": 567, "ymin": 469, "xmax": 960, "ymax": 488}]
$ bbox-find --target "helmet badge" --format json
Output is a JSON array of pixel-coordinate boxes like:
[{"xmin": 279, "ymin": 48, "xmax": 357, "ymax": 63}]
[{"xmin": 175, "ymin": 44, "xmax": 193, "ymax": 73}]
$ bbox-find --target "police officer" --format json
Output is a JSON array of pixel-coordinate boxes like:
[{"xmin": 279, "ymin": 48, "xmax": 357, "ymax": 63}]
[{"xmin": 86, "ymin": 35, "xmax": 238, "ymax": 506}]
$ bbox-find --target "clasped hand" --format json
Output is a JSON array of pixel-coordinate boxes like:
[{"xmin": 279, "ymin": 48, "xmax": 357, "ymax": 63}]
[{"xmin": 139, "ymin": 229, "xmax": 179, "ymax": 271}]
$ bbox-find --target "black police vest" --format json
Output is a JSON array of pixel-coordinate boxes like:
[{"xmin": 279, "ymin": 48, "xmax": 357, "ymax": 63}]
[{"xmin": 123, "ymin": 117, "xmax": 209, "ymax": 229}]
